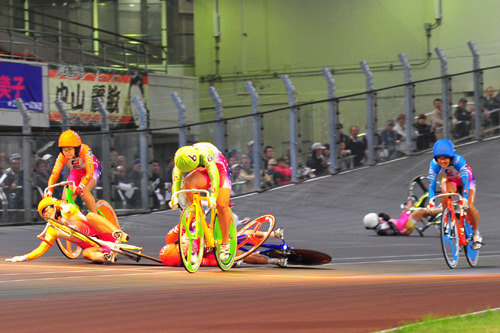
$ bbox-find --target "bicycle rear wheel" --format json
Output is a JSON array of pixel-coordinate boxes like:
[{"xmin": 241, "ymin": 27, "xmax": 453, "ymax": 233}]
[
  {"xmin": 96, "ymin": 200, "xmax": 120, "ymax": 228},
  {"xmin": 178, "ymin": 205, "xmax": 204, "ymax": 273},
  {"xmin": 235, "ymin": 215, "xmax": 275, "ymax": 261},
  {"xmin": 267, "ymin": 248, "xmax": 332, "ymax": 266},
  {"xmin": 440, "ymin": 209, "xmax": 459, "ymax": 269},
  {"xmin": 463, "ymin": 216, "xmax": 479, "ymax": 267},
  {"xmin": 214, "ymin": 210, "xmax": 237, "ymax": 271}
]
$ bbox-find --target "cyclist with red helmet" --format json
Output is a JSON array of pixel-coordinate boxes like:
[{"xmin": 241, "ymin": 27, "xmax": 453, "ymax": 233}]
[
  {"xmin": 5, "ymin": 197, "xmax": 129, "ymax": 263},
  {"xmin": 46, "ymin": 130, "xmax": 102, "ymax": 214},
  {"xmin": 427, "ymin": 139, "xmax": 481, "ymax": 249},
  {"xmin": 169, "ymin": 142, "xmax": 233, "ymax": 262}
]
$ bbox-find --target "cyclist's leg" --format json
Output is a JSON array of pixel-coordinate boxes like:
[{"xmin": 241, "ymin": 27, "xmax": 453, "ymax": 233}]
[
  {"xmin": 216, "ymin": 188, "xmax": 232, "ymax": 245},
  {"xmin": 466, "ymin": 189, "xmax": 479, "ymax": 231},
  {"xmin": 80, "ymin": 178, "xmax": 98, "ymax": 214},
  {"xmin": 86, "ymin": 212, "xmax": 128, "ymax": 242},
  {"xmin": 82, "ymin": 247, "xmax": 107, "ymax": 263}
]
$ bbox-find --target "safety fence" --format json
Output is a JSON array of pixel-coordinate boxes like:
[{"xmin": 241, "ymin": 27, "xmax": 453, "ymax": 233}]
[{"xmin": 1, "ymin": 45, "xmax": 500, "ymax": 226}]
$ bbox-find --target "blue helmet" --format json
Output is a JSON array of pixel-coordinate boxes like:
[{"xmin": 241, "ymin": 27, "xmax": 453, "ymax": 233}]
[{"xmin": 432, "ymin": 139, "xmax": 455, "ymax": 159}]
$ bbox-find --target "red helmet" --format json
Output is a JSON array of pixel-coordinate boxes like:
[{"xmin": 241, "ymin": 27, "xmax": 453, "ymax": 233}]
[{"xmin": 159, "ymin": 244, "xmax": 181, "ymax": 266}]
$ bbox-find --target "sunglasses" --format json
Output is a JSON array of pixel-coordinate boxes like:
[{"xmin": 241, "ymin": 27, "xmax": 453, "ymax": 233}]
[{"xmin": 61, "ymin": 147, "xmax": 75, "ymax": 152}]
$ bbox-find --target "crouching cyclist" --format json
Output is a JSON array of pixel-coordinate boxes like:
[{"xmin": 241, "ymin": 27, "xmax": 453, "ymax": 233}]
[
  {"xmin": 169, "ymin": 142, "xmax": 233, "ymax": 262},
  {"xmin": 427, "ymin": 139, "xmax": 481, "ymax": 249},
  {"xmin": 5, "ymin": 197, "xmax": 129, "ymax": 264}
]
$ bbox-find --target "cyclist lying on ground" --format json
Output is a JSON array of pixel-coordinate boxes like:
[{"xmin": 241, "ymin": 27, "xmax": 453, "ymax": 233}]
[
  {"xmin": 5, "ymin": 197, "xmax": 129, "ymax": 264},
  {"xmin": 159, "ymin": 223, "xmax": 287, "ymax": 267},
  {"xmin": 363, "ymin": 196, "xmax": 442, "ymax": 236},
  {"xmin": 46, "ymin": 130, "xmax": 102, "ymax": 214}
]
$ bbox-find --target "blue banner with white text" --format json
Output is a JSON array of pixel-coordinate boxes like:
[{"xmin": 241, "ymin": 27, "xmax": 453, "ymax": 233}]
[{"xmin": 0, "ymin": 62, "xmax": 43, "ymax": 112}]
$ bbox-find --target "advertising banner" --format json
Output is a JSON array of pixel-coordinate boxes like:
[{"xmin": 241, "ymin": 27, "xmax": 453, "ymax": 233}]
[
  {"xmin": 0, "ymin": 62, "xmax": 43, "ymax": 112},
  {"xmin": 49, "ymin": 64, "xmax": 148, "ymax": 128}
]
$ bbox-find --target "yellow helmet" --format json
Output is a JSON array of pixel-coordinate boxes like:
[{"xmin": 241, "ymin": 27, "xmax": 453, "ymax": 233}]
[
  {"xmin": 38, "ymin": 196, "xmax": 61, "ymax": 217},
  {"xmin": 58, "ymin": 130, "xmax": 82, "ymax": 148},
  {"xmin": 174, "ymin": 146, "xmax": 200, "ymax": 173}
]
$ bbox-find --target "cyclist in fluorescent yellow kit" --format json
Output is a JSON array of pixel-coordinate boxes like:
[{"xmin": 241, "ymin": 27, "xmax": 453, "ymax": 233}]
[{"xmin": 169, "ymin": 142, "xmax": 233, "ymax": 262}]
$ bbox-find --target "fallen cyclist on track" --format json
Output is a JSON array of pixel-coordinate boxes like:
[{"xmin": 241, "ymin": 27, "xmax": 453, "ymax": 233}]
[
  {"xmin": 5, "ymin": 197, "xmax": 130, "ymax": 264},
  {"xmin": 363, "ymin": 195, "xmax": 442, "ymax": 236},
  {"xmin": 159, "ymin": 222, "xmax": 287, "ymax": 267}
]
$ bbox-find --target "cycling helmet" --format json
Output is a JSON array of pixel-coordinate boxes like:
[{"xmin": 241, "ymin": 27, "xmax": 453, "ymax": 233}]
[
  {"xmin": 432, "ymin": 139, "xmax": 455, "ymax": 159},
  {"xmin": 363, "ymin": 212, "xmax": 379, "ymax": 229},
  {"xmin": 38, "ymin": 196, "xmax": 61, "ymax": 217},
  {"xmin": 59, "ymin": 130, "xmax": 82, "ymax": 155},
  {"xmin": 174, "ymin": 146, "xmax": 200, "ymax": 173}
]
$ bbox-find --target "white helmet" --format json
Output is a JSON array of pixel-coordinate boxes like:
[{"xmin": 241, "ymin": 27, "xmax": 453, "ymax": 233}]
[{"xmin": 363, "ymin": 213, "xmax": 379, "ymax": 229}]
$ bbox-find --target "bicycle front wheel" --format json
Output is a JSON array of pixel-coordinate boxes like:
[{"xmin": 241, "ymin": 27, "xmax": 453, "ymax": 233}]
[
  {"xmin": 440, "ymin": 209, "xmax": 459, "ymax": 269},
  {"xmin": 56, "ymin": 239, "xmax": 82, "ymax": 259},
  {"xmin": 235, "ymin": 215, "xmax": 275, "ymax": 261},
  {"xmin": 463, "ymin": 216, "xmax": 479, "ymax": 267},
  {"xmin": 96, "ymin": 200, "xmax": 120, "ymax": 228},
  {"xmin": 178, "ymin": 205, "xmax": 204, "ymax": 273},
  {"xmin": 214, "ymin": 210, "xmax": 237, "ymax": 271}
]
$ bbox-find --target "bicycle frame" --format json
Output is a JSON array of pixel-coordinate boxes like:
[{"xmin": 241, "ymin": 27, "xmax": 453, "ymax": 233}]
[
  {"xmin": 431, "ymin": 193, "xmax": 468, "ymax": 245},
  {"xmin": 177, "ymin": 189, "xmax": 217, "ymax": 247},
  {"xmin": 174, "ymin": 188, "xmax": 237, "ymax": 272}
]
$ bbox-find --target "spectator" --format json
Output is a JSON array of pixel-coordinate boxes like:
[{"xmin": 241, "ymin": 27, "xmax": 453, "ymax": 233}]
[
  {"xmin": 322, "ymin": 143, "xmax": 331, "ymax": 166},
  {"xmin": 230, "ymin": 164, "xmax": 244, "ymax": 196},
  {"xmin": 338, "ymin": 141, "xmax": 353, "ymax": 170},
  {"xmin": 163, "ymin": 156, "xmax": 175, "ymax": 203},
  {"xmin": 150, "ymin": 159, "xmax": 164, "ymax": 209},
  {"xmin": 430, "ymin": 98, "xmax": 444, "ymax": 140},
  {"xmin": 0, "ymin": 152, "xmax": 7, "ymax": 174},
  {"xmin": 126, "ymin": 159, "xmax": 142, "ymax": 208},
  {"xmin": 0, "ymin": 153, "xmax": 24, "ymax": 209},
  {"xmin": 414, "ymin": 114, "xmax": 435, "ymax": 151},
  {"xmin": 275, "ymin": 157, "xmax": 292, "ymax": 185},
  {"xmin": 394, "ymin": 114, "xmax": 407, "ymax": 155},
  {"xmin": 306, "ymin": 142, "xmax": 328, "ymax": 176},
  {"xmin": 34, "ymin": 159, "xmax": 50, "ymax": 203},
  {"xmin": 239, "ymin": 153, "xmax": 255, "ymax": 193},
  {"xmin": 262, "ymin": 145, "xmax": 275, "ymax": 169},
  {"xmin": 379, "ymin": 119, "xmax": 403, "ymax": 161},
  {"xmin": 227, "ymin": 148, "xmax": 242, "ymax": 163},
  {"xmin": 453, "ymin": 98, "xmax": 472, "ymax": 139},
  {"xmin": 345, "ymin": 126, "xmax": 367, "ymax": 167},
  {"xmin": 246, "ymin": 140, "xmax": 255, "ymax": 168},
  {"xmin": 480, "ymin": 87, "xmax": 498, "ymax": 130},
  {"xmin": 491, "ymin": 87, "xmax": 500, "ymax": 133},
  {"xmin": 263, "ymin": 158, "xmax": 283, "ymax": 188},
  {"xmin": 336, "ymin": 123, "xmax": 349, "ymax": 145},
  {"xmin": 114, "ymin": 165, "xmax": 134, "ymax": 208}
]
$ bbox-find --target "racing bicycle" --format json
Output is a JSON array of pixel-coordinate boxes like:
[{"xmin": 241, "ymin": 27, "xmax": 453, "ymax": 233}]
[
  {"xmin": 430, "ymin": 192, "xmax": 480, "ymax": 269},
  {"xmin": 174, "ymin": 189, "xmax": 237, "ymax": 273},
  {"xmin": 235, "ymin": 215, "xmax": 332, "ymax": 266}
]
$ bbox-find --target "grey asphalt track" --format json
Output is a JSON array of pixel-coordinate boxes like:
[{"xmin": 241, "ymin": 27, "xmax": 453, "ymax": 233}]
[{"xmin": 1, "ymin": 137, "xmax": 500, "ymax": 332}]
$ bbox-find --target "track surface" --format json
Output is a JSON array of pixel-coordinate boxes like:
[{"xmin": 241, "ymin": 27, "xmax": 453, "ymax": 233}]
[{"xmin": 1, "ymin": 137, "xmax": 500, "ymax": 332}]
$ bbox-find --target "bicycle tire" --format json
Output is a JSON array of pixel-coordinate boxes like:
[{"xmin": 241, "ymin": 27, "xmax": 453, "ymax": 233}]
[
  {"xmin": 96, "ymin": 200, "xmax": 120, "ymax": 229},
  {"xmin": 266, "ymin": 248, "xmax": 332, "ymax": 266},
  {"xmin": 463, "ymin": 215, "xmax": 479, "ymax": 267},
  {"xmin": 56, "ymin": 238, "xmax": 83, "ymax": 259},
  {"xmin": 235, "ymin": 215, "xmax": 275, "ymax": 261},
  {"xmin": 408, "ymin": 174, "xmax": 441, "ymax": 208},
  {"xmin": 440, "ymin": 209, "xmax": 459, "ymax": 269},
  {"xmin": 214, "ymin": 209, "xmax": 237, "ymax": 271},
  {"xmin": 178, "ymin": 205, "xmax": 204, "ymax": 273}
]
